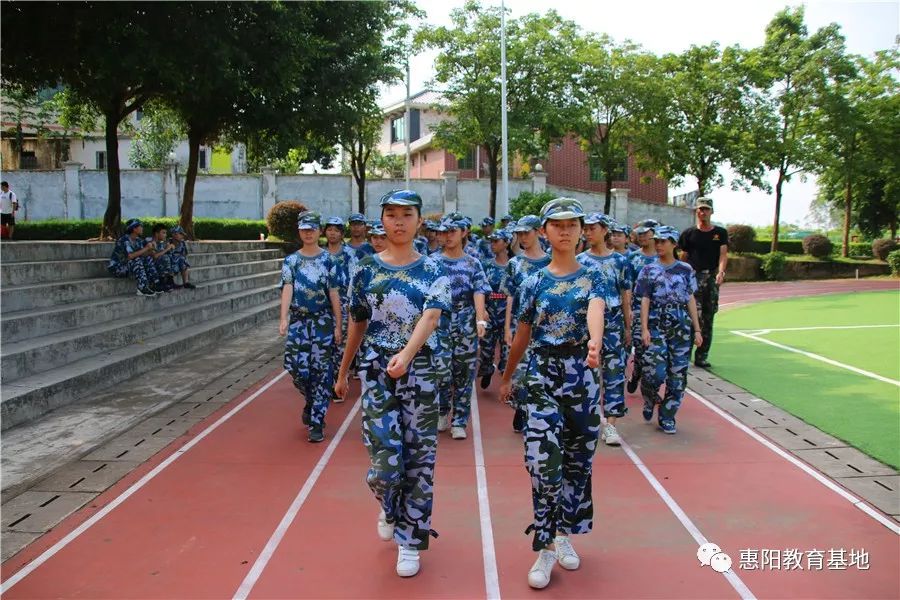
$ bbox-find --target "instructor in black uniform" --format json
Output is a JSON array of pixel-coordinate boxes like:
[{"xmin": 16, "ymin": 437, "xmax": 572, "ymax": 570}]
[{"xmin": 678, "ymin": 197, "xmax": 728, "ymax": 368}]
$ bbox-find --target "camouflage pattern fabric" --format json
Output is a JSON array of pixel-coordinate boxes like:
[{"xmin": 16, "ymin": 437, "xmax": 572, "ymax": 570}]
[
  {"xmin": 170, "ymin": 240, "xmax": 190, "ymax": 272},
  {"xmin": 107, "ymin": 235, "xmax": 160, "ymax": 288},
  {"xmin": 151, "ymin": 240, "xmax": 174, "ymax": 276},
  {"xmin": 599, "ymin": 306, "xmax": 627, "ymax": 418},
  {"xmin": 359, "ymin": 346, "xmax": 439, "ymax": 550},
  {"xmin": 640, "ymin": 307, "xmax": 692, "ymax": 425},
  {"xmin": 284, "ymin": 310, "xmax": 335, "ymax": 427},
  {"xmin": 438, "ymin": 304, "xmax": 479, "ymax": 427},
  {"xmin": 693, "ymin": 270, "xmax": 719, "ymax": 361},
  {"xmin": 521, "ymin": 350, "xmax": 601, "ymax": 550},
  {"xmin": 478, "ymin": 258, "xmax": 510, "ymax": 379},
  {"xmin": 328, "ymin": 244, "xmax": 359, "ymax": 381}
]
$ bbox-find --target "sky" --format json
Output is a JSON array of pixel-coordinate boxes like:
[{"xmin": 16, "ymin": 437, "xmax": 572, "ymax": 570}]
[{"xmin": 380, "ymin": 0, "xmax": 899, "ymax": 226}]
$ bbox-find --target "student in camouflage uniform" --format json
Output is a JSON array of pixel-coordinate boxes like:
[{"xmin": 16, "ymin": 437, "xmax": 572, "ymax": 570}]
[
  {"xmin": 500, "ymin": 197, "xmax": 605, "ymax": 590},
  {"xmin": 577, "ymin": 212, "xmax": 632, "ymax": 447},
  {"xmin": 423, "ymin": 220, "xmax": 442, "ymax": 255},
  {"xmin": 334, "ymin": 190, "xmax": 451, "ymax": 578},
  {"xmin": 478, "ymin": 228, "xmax": 513, "ymax": 390},
  {"xmin": 608, "ymin": 222, "xmax": 630, "ymax": 254},
  {"xmin": 368, "ymin": 222, "xmax": 388, "ymax": 253},
  {"xmin": 279, "ymin": 212, "xmax": 343, "ymax": 443},
  {"xmin": 108, "ymin": 219, "xmax": 162, "ymax": 296},
  {"xmin": 323, "ymin": 216, "xmax": 359, "ymax": 402},
  {"xmin": 502, "ymin": 215, "xmax": 551, "ymax": 432},
  {"xmin": 148, "ymin": 224, "xmax": 176, "ymax": 292},
  {"xmin": 347, "ymin": 212, "xmax": 376, "ymax": 259},
  {"xmin": 625, "ymin": 220, "xmax": 659, "ymax": 393},
  {"xmin": 433, "ymin": 217, "xmax": 489, "ymax": 439},
  {"xmin": 168, "ymin": 226, "xmax": 195, "ymax": 289},
  {"xmin": 477, "ymin": 217, "xmax": 496, "ymax": 260},
  {"xmin": 636, "ymin": 226, "xmax": 702, "ymax": 435}
]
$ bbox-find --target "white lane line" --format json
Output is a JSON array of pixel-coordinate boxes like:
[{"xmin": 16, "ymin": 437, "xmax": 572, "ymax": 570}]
[
  {"xmin": 1, "ymin": 370, "xmax": 290, "ymax": 595},
  {"xmin": 735, "ymin": 324, "xmax": 899, "ymax": 333},
  {"xmin": 470, "ymin": 390, "xmax": 501, "ymax": 600},
  {"xmin": 619, "ymin": 438, "xmax": 757, "ymax": 600},
  {"xmin": 731, "ymin": 331, "xmax": 900, "ymax": 387},
  {"xmin": 233, "ymin": 398, "xmax": 361, "ymax": 600},
  {"xmin": 687, "ymin": 388, "xmax": 900, "ymax": 536}
]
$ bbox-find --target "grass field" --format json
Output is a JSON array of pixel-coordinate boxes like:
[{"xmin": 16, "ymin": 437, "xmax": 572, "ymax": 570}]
[{"xmin": 709, "ymin": 290, "xmax": 900, "ymax": 469}]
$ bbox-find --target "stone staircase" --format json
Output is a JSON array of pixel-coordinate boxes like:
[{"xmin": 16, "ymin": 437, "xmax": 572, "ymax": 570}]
[{"xmin": 1, "ymin": 241, "xmax": 283, "ymax": 430}]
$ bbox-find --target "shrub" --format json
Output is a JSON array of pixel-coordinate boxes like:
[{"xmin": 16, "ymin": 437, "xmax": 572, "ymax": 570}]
[
  {"xmin": 802, "ymin": 234, "xmax": 833, "ymax": 258},
  {"xmin": 872, "ymin": 238, "xmax": 898, "ymax": 261},
  {"xmin": 510, "ymin": 191, "xmax": 556, "ymax": 219},
  {"xmin": 760, "ymin": 251, "xmax": 787, "ymax": 280},
  {"xmin": 15, "ymin": 218, "xmax": 267, "ymax": 240},
  {"xmin": 726, "ymin": 224, "xmax": 756, "ymax": 253},
  {"xmin": 888, "ymin": 249, "xmax": 900, "ymax": 276},
  {"xmin": 266, "ymin": 201, "xmax": 308, "ymax": 243},
  {"xmin": 848, "ymin": 242, "xmax": 874, "ymax": 258}
]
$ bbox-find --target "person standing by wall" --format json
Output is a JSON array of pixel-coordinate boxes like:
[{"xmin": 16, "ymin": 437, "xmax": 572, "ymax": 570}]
[
  {"xmin": 677, "ymin": 197, "xmax": 728, "ymax": 368},
  {"xmin": 1, "ymin": 181, "xmax": 19, "ymax": 239}
]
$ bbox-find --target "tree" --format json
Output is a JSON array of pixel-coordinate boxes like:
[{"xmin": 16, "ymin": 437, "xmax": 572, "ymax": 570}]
[
  {"xmin": 416, "ymin": 1, "xmax": 580, "ymax": 217},
  {"xmin": 128, "ymin": 100, "xmax": 183, "ymax": 169},
  {"xmin": 749, "ymin": 7, "xmax": 849, "ymax": 251},
  {"xmin": 337, "ymin": 95, "xmax": 385, "ymax": 213},
  {"xmin": 2, "ymin": 2, "xmax": 179, "ymax": 238},
  {"xmin": 812, "ymin": 50, "xmax": 899, "ymax": 255},
  {"xmin": 635, "ymin": 44, "xmax": 767, "ymax": 199},
  {"xmin": 365, "ymin": 151, "xmax": 407, "ymax": 179},
  {"xmin": 570, "ymin": 34, "xmax": 662, "ymax": 213}
]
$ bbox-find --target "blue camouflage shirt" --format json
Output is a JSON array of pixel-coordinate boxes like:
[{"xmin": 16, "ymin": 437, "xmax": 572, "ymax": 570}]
[
  {"xmin": 635, "ymin": 261, "xmax": 698, "ymax": 314},
  {"xmin": 577, "ymin": 251, "xmax": 631, "ymax": 309},
  {"xmin": 501, "ymin": 254, "xmax": 551, "ymax": 317},
  {"xmin": 435, "ymin": 253, "xmax": 490, "ymax": 305},
  {"xmin": 108, "ymin": 234, "xmax": 146, "ymax": 268},
  {"xmin": 414, "ymin": 236, "xmax": 429, "ymax": 255},
  {"xmin": 348, "ymin": 241, "xmax": 375, "ymax": 260},
  {"xmin": 280, "ymin": 251, "xmax": 339, "ymax": 314},
  {"xmin": 625, "ymin": 250, "xmax": 657, "ymax": 306},
  {"xmin": 170, "ymin": 239, "xmax": 188, "ymax": 259},
  {"xmin": 481, "ymin": 258, "xmax": 509, "ymax": 295},
  {"xmin": 517, "ymin": 266, "xmax": 608, "ymax": 347},
  {"xmin": 477, "ymin": 237, "xmax": 495, "ymax": 261},
  {"xmin": 349, "ymin": 254, "xmax": 452, "ymax": 353},
  {"xmin": 327, "ymin": 244, "xmax": 359, "ymax": 303}
]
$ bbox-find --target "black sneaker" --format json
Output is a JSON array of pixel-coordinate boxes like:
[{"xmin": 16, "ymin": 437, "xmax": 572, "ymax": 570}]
[
  {"xmin": 302, "ymin": 403, "xmax": 311, "ymax": 426},
  {"xmin": 626, "ymin": 372, "xmax": 640, "ymax": 394},
  {"xmin": 137, "ymin": 287, "xmax": 155, "ymax": 297},
  {"xmin": 308, "ymin": 425, "xmax": 325, "ymax": 443},
  {"xmin": 479, "ymin": 372, "xmax": 492, "ymax": 390},
  {"xmin": 694, "ymin": 358, "xmax": 711, "ymax": 368},
  {"xmin": 512, "ymin": 408, "xmax": 526, "ymax": 433},
  {"xmin": 183, "ymin": 282, "xmax": 197, "ymax": 290}
]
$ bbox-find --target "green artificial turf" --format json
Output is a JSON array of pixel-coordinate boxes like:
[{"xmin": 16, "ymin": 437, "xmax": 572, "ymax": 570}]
[{"xmin": 709, "ymin": 290, "xmax": 900, "ymax": 469}]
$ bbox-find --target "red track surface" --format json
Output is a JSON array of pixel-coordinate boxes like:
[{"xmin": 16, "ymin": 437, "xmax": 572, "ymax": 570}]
[{"xmin": 3, "ymin": 280, "xmax": 898, "ymax": 599}]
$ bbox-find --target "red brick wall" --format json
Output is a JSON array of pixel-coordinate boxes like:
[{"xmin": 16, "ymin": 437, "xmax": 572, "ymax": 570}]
[{"xmin": 543, "ymin": 135, "xmax": 668, "ymax": 204}]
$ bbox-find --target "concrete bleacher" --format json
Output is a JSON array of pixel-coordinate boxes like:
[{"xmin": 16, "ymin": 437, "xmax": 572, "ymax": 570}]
[{"xmin": 1, "ymin": 241, "xmax": 283, "ymax": 430}]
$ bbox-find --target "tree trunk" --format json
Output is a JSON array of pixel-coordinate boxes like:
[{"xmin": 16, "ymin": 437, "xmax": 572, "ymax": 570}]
[
  {"xmin": 180, "ymin": 127, "xmax": 203, "ymax": 240},
  {"xmin": 841, "ymin": 177, "xmax": 852, "ymax": 258},
  {"xmin": 604, "ymin": 171, "xmax": 613, "ymax": 215},
  {"xmin": 100, "ymin": 109, "xmax": 123, "ymax": 239},
  {"xmin": 770, "ymin": 170, "xmax": 785, "ymax": 253},
  {"xmin": 696, "ymin": 177, "xmax": 706, "ymax": 198},
  {"xmin": 486, "ymin": 145, "xmax": 499, "ymax": 218}
]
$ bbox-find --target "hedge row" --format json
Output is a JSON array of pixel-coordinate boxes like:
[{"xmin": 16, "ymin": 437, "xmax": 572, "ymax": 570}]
[
  {"xmin": 746, "ymin": 239, "xmax": 873, "ymax": 258},
  {"xmin": 15, "ymin": 218, "xmax": 268, "ymax": 240}
]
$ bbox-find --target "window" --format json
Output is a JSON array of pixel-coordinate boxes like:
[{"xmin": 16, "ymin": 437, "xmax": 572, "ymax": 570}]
[
  {"xmin": 96, "ymin": 151, "xmax": 106, "ymax": 170},
  {"xmin": 588, "ymin": 155, "xmax": 627, "ymax": 182},
  {"xmin": 198, "ymin": 148, "xmax": 208, "ymax": 170},
  {"xmin": 390, "ymin": 116, "xmax": 405, "ymax": 143},
  {"xmin": 19, "ymin": 151, "xmax": 38, "ymax": 169},
  {"xmin": 456, "ymin": 147, "xmax": 476, "ymax": 170}
]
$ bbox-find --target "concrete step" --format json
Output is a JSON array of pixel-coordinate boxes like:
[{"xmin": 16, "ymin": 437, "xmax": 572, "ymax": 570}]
[
  {"xmin": 1, "ymin": 257, "xmax": 282, "ymax": 312},
  {"xmin": 0, "ymin": 240, "xmax": 275, "ymax": 263},
  {"xmin": 2, "ymin": 271, "xmax": 280, "ymax": 343},
  {"xmin": 1, "ymin": 249, "xmax": 283, "ymax": 286},
  {"xmin": 0, "ymin": 300, "xmax": 280, "ymax": 430},
  {"xmin": 2, "ymin": 284, "xmax": 280, "ymax": 381}
]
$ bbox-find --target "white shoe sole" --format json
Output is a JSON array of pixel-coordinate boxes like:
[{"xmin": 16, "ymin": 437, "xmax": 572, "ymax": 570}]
[{"xmin": 397, "ymin": 563, "xmax": 420, "ymax": 577}]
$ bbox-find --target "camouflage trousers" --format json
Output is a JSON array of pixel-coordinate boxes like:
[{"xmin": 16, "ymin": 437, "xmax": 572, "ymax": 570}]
[
  {"xmin": 640, "ymin": 307, "xmax": 692, "ymax": 425},
  {"xmin": 478, "ymin": 299, "xmax": 509, "ymax": 379},
  {"xmin": 693, "ymin": 270, "xmax": 719, "ymax": 361},
  {"xmin": 507, "ymin": 320, "xmax": 532, "ymax": 410},
  {"xmin": 331, "ymin": 303, "xmax": 349, "ymax": 388},
  {"xmin": 598, "ymin": 307, "xmax": 627, "ymax": 418},
  {"xmin": 630, "ymin": 300, "xmax": 645, "ymax": 379},
  {"xmin": 170, "ymin": 254, "xmax": 190, "ymax": 274},
  {"xmin": 108, "ymin": 256, "xmax": 159, "ymax": 289},
  {"xmin": 522, "ymin": 348, "xmax": 601, "ymax": 550},
  {"xmin": 154, "ymin": 253, "xmax": 174, "ymax": 277},
  {"xmin": 283, "ymin": 310, "xmax": 335, "ymax": 427},
  {"xmin": 438, "ymin": 303, "xmax": 478, "ymax": 428},
  {"xmin": 358, "ymin": 346, "xmax": 439, "ymax": 550}
]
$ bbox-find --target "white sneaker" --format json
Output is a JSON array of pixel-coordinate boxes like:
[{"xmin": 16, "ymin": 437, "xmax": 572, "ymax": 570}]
[
  {"xmin": 438, "ymin": 414, "xmax": 450, "ymax": 432},
  {"xmin": 528, "ymin": 549, "xmax": 557, "ymax": 589},
  {"xmin": 601, "ymin": 423, "xmax": 622, "ymax": 446},
  {"xmin": 554, "ymin": 536, "xmax": 580, "ymax": 570},
  {"xmin": 396, "ymin": 545, "xmax": 420, "ymax": 577},
  {"xmin": 377, "ymin": 509, "xmax": 394, "ymax": 542},
  {"xmin": 450, "ymin": 426, "xmax": 467, "ymax": 439}
]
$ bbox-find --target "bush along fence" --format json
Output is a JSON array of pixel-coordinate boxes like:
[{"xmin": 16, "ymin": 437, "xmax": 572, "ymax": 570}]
[{"xmin": 14, "ymin": 218, "xmax": 268, "ymax": 241}]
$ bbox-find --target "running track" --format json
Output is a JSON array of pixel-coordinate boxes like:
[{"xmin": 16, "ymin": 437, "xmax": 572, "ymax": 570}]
[{"xmin": 2, "ymin": 279, "xmax": 898, "ymax": 599}]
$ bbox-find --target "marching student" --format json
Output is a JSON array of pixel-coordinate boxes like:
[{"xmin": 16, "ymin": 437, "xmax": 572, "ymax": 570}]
[
  {"xmin": 501, "ymin": 215, "xmax": 550, "ymax": 432},
  {"xmin": 478, "ymin": 228, "xmax": 513, "ymax": 390},
  {"xmin": 347, "ymin": 212, "xmax": 375, "ymax": 258},
  {"xmin": 424, "ymin": 220, "xmax": 442, "ymax": 255},
  {"xmin": 500, "ymin": 197, "xmax": 605, "ymax": 590},
  {"xmin": 323, "ymin": 216, "xmax": 359, "ymax": 402},
  {"xmin": 609, "ymin": 222, "xmax": 630, "ymax": 254},
  {"xmin": 368, "ymin": 222, "xmax": 388, "ymax": 253},
  {"xmin": 636, "ymin": 225, "xmax": 702, "ymax": 434},
  {"xmin": 577, "ymin": 212, "xmax": 632, "ymax": 447},
  {"xmin": 433, "ymin": 216, "xmax": 489, "ymax": 438},
  {"xmin": 279, "ymin": 211, "xmax": 343, "ymax": 443},
  {"xmin": 477, "ymin": 217, "xmax": 496, "ymax": 260},
  {"xmin": 625, "ymin": 219, "xmax": 659, "ymax": 393},
  {"xmin": 334, "ymin": 190, "xmax": 451, "ymax": 579}
]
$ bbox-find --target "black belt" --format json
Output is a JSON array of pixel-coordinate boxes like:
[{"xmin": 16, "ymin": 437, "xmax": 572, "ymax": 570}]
[{"xmin": 532, "ymin": 344, "xmax": 585, "ymax": 358}]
